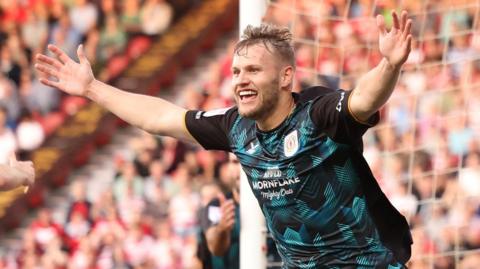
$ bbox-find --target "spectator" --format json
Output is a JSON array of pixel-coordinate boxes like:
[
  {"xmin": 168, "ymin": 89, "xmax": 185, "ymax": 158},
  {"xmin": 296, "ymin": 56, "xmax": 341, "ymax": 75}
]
[
  {"xmin": 0, "ymin": 73, "xmax": 21, "ymax": 123},
  {"xmin": 21, "ymin": 3, "xmax": 49, "ymax": 56},
  {"xmin": 98, "ymin": 13, "xmax": 127, "ymax": 63},
  {"xmin": 15, "ymin": 109, "xmax": 45, "ymax": 153},
  {"xmin": 41, "ymin": 234, "xmax": 68, "ymax": 268},
  {"xmin": 120, "ymin": 0, "xmax": 142, "ymax": 34},
  {"xmin": 69, "ymin": 0, "xmax": 98, "ymax": 36},
  {"xmin": 23, "ymin": 75, "xmax": 60, "ymax": 115},
  {"xmin": 140, "ymin": 0, "xmax": 173, "ymax": 36},
  {"xmin": 48, "ymin": 11, "xmax": 81, "ymax": 59},
  {"xmin": 133, "ymin": 148, "xmax": 154, "ymax": 178},
  {"xmin": 168, "ymin": 164, "xmax": 200, "ymax": 239},
  {"xmin": 144, "ymin": 159, "xmax": 174, "ymax": 203},
  {"xmin": 123, "ymin": 222, "xmax": 154, "ymax": 267},
  {"xmin": 149, "ymin": 220, "xmax": 181, "ymax": 268},
  {"xmin": 0, "ymin": 42, "xmax": 22, "ymax": 87},
  {"xmin": 28, "ymin": 208, "xmax": 65, "ymax": 252},
  {"xmin": 198, "ymin": 157, "xmax": 240, "ymax": 269},
  {"xmin": 113, "ymin": 161, "xmax": 144, "ymax": 202}
]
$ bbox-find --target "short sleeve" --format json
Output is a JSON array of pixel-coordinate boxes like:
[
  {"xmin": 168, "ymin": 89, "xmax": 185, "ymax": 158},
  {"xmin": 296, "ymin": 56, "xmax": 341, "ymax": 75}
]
[
  {"xmin": 310, "ymin": 89, "xmax": 379, "ymax": 145},
  {"xmin": 185, "ymin": 107, "xmax": 238, "ymax": 151}
]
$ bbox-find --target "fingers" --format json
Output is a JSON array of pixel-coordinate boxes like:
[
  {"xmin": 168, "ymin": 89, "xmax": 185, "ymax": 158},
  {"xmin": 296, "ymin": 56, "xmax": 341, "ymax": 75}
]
[
  {"xmin": 36, "ymin": 54, "xmax": 63, "ymax": 70},
  {"xmin": 220, "ymin": 200, "xmax": 236, "ymax": 230},
  {"xmin": 400, "ymin": 10, "xmax": 408, "ymax": 30},
  {"xmin": 403, "ymin": 19, "xmax": 412, "ymax": 40},
  {"xmin": 77, "ymin": 44, "xmax": 88, "ymax": 65},
  {"xmin": 376, "ymin": 15, "xmax": 387, "ymax": 36},
  {"xmin": 221, "ymin": 199, "xmax": 235, "ymax": 214},
  {"xmin": 392, "ymin": 10, "xmax": 400, "ymax": 30},
  {"xmin": 35, "ymin": 63, "xmax": 60, "ymax": 79},
  {"xmin": 218, "ymin": 192, "xmax": 226, "ymax": 205},
  {"xmin": 39, "ymin": 77, "xmax": 60, "ymax": 89},
  {"xmin": 48, "ymin": 44, "xmax": 72, "ymax": 64},
  {"xmin": 405, "ymin": 35, "xmax": 412, "ymax": 51}
]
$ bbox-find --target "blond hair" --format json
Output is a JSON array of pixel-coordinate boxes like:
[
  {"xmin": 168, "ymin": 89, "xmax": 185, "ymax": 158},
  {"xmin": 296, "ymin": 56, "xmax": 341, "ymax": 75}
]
[{"xmin": 235, "ymin": 24, "xmax": 296, "ymax": 68}]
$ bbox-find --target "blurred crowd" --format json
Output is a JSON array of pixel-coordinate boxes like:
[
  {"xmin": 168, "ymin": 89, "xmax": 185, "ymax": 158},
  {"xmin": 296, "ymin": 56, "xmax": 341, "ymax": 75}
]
[
  {"xmin": 2, "ymin": 0, "xmax": 480, "ymax": 268},
  {"xmin": 0, "ymin": 0, "xmax": 175, "ymax": 163},
  {"xmin": 1, "ymin": 131, "xmax": 238, "ymax": 268}
]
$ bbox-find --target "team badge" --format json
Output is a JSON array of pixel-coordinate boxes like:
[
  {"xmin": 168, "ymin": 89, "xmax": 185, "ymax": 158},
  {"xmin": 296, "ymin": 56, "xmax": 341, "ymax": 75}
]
[{"xmin": 284, "ymin": 130, "xmax": 299, "ymax": 157}]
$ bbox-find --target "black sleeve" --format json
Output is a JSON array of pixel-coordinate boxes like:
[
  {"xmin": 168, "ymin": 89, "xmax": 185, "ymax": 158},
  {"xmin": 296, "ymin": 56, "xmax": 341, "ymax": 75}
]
[
  {"xmin": 310, "ymin": 89, "xmax": 379, "ymax": 144},
  {"xmin": 185, "ymin": 107, "xmax": 238, "ymax": 151}
]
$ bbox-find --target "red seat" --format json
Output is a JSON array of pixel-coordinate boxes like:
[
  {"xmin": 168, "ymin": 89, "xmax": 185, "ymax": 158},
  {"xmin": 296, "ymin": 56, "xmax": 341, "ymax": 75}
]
[
  {"xmin": 106, "ymin": 55, "xmax": 130, "ymax": 79},
  {"xmin": 60, "ymin": 96, "xmax": 88, "ymax": 115},
  {"xmin": 38, "ymin": 112, "xmax": 66, "ymax": 136},
  {"xmin": 126, "ymin": 36, "xmax": 152, "ymax": 59}
]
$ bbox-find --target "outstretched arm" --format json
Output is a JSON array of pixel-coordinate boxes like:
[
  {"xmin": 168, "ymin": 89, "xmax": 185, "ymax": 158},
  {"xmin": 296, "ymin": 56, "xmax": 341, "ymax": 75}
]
[
  {"xmin": 35, "ymin": 45, "xmax": 195, "ymax": 142},
  {"xmin": 349, "ymin": 10, "xmax": 412, "ymax": 122},
  {"xmin": 0, "ymin": 155, "xmax": 34, "ymax": 192}
]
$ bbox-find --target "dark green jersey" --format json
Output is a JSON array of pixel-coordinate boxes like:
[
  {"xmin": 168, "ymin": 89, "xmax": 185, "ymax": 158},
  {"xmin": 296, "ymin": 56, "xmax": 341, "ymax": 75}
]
[{"xmin": 186, "ymin": 87, "xmax": 411, "ymax": 268}]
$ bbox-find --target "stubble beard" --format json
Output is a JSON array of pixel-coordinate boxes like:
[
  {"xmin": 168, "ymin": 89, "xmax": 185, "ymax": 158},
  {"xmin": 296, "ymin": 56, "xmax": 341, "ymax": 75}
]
[{"xmin": 238, "ymin": 78, "xmax": 280, "ymax": 120}]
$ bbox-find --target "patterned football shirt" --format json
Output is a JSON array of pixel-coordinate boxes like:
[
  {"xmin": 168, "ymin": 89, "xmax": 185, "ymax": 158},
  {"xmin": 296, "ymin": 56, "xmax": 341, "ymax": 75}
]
[{"xmin": 185, "ymin": 86, "xmax": 409, "ymax": 268}]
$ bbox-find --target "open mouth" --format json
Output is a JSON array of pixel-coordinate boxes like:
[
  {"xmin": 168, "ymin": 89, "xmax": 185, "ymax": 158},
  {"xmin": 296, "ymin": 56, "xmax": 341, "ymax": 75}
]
[{"xmin": 238, "ymin": 90, "xmax": 258, "ymax": 102}]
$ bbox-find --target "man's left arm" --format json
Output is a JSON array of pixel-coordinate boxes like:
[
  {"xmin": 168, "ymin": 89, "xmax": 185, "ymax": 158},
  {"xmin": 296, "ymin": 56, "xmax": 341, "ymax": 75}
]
[{"xmin": 349, "ymin": 10, "xmax": 412, "ymax": 122}]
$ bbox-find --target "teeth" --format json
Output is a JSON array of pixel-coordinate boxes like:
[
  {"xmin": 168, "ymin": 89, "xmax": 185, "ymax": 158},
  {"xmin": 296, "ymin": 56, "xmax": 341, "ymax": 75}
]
[{"xmin": 239, "ymin": 90, "xmax": 257, "ymax": 96}]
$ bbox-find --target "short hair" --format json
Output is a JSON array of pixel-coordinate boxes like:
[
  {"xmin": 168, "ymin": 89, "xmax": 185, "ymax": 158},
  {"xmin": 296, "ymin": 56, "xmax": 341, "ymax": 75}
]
[{"xmin": 235, "ymin": 24, "xmax": 296, "ymax": 68}]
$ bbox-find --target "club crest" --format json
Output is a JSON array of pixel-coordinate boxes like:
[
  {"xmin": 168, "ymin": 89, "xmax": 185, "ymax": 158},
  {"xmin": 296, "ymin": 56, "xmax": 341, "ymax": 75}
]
[{"xmin": 284, "ymin": 130, "xmax": 299, "ymax": 157}]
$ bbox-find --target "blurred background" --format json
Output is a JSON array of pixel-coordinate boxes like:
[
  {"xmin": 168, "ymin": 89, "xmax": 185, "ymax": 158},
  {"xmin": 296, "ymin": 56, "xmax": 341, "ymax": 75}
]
[{"xmin": 0, "ymin": 0, "xmax": 478, "ymax": 268}]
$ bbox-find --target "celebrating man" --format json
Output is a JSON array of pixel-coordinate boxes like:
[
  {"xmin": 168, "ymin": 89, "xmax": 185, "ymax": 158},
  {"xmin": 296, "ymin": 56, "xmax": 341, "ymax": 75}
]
[{"xmin": 36, "ymin": 10, "xmax": 413, "ymax": 268}]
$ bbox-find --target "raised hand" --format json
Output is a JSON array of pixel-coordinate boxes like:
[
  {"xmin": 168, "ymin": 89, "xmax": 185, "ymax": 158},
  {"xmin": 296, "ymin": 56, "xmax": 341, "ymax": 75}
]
[
  {"xmin": 217, "ymin": 193, "xmax": 236, "ymax": 232},
  {"xmin": 9, "ymin": 153, "xmax": 35, "ymax": 187},
  {"xmin": 377, "ymin": 10, "xmax": 412, "ymax": 68},
  {"xmin": 35, "ymin": 44, "xmax": 94, "ymax": 96}
]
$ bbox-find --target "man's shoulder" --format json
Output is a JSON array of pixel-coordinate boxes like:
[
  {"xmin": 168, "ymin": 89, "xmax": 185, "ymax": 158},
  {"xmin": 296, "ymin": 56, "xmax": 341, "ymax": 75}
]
[
  {"xmin": 298, "ymin": 85, "xmax": 338, "ymax": 103},
  {"xmin": 193, "ymin": 106, "xmax": 238, "ymax": 119}
]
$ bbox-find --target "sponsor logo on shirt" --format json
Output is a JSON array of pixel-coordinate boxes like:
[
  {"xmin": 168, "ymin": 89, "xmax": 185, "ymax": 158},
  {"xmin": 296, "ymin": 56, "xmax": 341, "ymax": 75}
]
[
  {"xmin": 252, "ymin": 177, "xmax": 300, "ymax": 190},
  {"xmin": 246, "ymin": 142, "xmax": 259, "ymax": 154},
  {"xmin": 284, "ymin": 130, "xmax": 299, "ymax": 157},
  {"xmin": 263, "ymin": 166, "xmax": 282, "ymax": 178},
  {"xmin": 336, "ymin": 91, "xmax": 345, "ymax": 112}
]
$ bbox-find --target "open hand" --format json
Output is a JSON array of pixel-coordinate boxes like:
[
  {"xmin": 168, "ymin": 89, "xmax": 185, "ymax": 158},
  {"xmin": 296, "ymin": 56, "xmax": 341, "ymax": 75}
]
[
  {"xmin": 377, "ymin": 10, "xmax": 412, "ymax": 68},
  {"xmin": 35, "ymin": 44, "xmax": 94, "ymax": 96}
]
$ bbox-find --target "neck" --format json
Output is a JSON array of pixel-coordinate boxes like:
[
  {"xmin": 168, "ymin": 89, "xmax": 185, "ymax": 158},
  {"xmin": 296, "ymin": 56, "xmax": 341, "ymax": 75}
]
[{"xmin": 256, "ymin": 95, "xmax": 295, "ymax": 131}]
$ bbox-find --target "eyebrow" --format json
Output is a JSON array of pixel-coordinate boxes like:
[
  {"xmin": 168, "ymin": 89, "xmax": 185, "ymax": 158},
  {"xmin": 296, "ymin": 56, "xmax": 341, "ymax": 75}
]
[{"xmin": 231, "ymin": 64, "xmax": 263, "ymax": 71}]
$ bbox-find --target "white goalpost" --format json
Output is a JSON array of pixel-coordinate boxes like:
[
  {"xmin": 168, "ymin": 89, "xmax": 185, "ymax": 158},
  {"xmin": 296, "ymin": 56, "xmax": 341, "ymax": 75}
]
[{"xmin": 239, "ymin": 1, "xmax": 268, "ymax": 269}]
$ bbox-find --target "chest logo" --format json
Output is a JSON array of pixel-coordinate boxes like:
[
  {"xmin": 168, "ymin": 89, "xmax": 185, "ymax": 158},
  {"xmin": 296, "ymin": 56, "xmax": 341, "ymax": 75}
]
[{"xmin": 284, "ymin": 130, "xmax": 299, "ymax": 157}]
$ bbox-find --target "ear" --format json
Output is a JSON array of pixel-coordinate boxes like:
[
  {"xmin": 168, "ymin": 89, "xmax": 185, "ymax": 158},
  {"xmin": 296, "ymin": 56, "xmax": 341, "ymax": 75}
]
[{"xmin": 280, "ymin": 65, "xmax": 294, "ymax": 89}]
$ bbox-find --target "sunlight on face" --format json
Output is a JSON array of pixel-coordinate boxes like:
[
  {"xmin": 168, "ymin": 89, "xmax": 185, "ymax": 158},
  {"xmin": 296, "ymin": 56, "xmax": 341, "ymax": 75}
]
[{"xmin": 231, "ymin": 44, "xmax": 282, "ymax": 120}]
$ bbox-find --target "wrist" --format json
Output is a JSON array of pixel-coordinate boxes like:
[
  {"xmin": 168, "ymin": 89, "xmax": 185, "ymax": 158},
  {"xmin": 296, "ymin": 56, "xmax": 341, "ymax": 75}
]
[
  {"xmin": 382, "ymin": 57, "xmax": 402, "ymax": 72},
  {"xmin": 85, "ymin": 79, "xmax": 102, "ymax": 101}
]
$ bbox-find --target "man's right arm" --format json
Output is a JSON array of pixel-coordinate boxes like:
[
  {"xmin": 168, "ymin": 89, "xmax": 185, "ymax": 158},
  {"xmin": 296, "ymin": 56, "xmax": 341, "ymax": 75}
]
[
  {"xmin": 85, "ymin": 79, "xmax": 194, "ymax": 142},
  {"xmin": 35, "ymin": 44, "xmax": 195, "ymax": 143}
]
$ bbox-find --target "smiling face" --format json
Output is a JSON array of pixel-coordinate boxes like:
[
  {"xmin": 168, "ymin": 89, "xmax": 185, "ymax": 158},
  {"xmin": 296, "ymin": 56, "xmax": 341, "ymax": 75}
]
[{"xmin": 231, "ymin": 44, "xmax": 285, "ymax": 120}]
